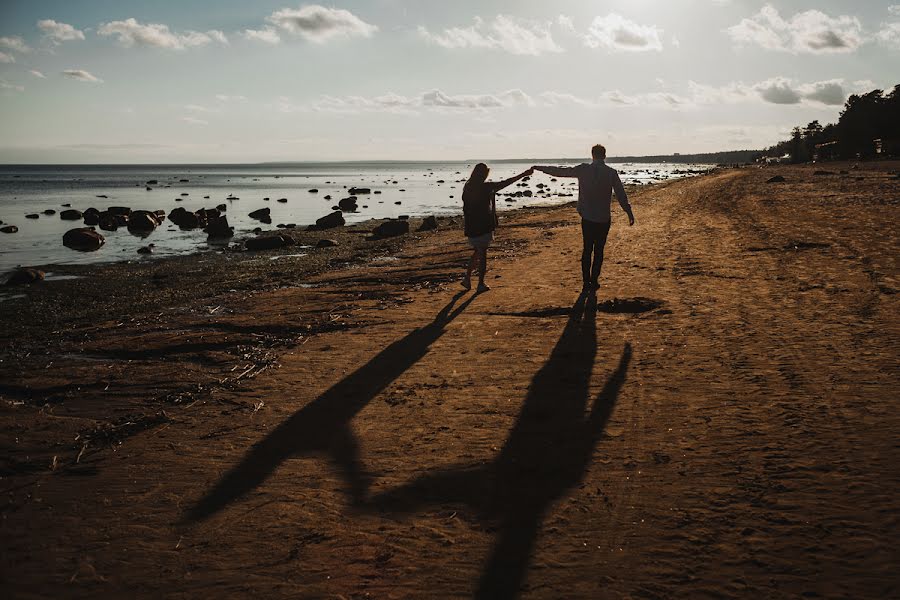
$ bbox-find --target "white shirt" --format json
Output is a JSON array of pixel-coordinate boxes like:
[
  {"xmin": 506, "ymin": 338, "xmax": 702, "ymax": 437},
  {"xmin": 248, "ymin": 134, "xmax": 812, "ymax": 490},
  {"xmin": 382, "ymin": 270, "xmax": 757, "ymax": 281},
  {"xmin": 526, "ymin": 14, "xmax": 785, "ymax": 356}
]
[{"xmin": 538, "ymin": 160, "xmax": 632, "ymax": 223}]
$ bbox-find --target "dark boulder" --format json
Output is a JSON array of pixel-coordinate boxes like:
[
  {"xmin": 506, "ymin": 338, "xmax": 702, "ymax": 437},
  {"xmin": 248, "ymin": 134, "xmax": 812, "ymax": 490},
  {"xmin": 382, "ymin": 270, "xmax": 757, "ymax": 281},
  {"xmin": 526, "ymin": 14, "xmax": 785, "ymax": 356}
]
[
  {"xmin": 146, "ymin": 180, "xmax": 158, "ymax": 185},
  {"xmin": 1, "ymin": 225, "xmax": 18, "ymax": 233},
  {"xmin": 417, "ymin": 216, "xmax": 438, "ymax": 231},
  {"xmin": 338, "ymin": 197, "xmax": 359, "ymax": 211},
  {"xmin": 60, "ymin": 209, "xmax": 83, "ymax": 220},
  {"xmin": 249, "ymin": 208, "xmax": 271, "ymax": 220},
  {"xmin": 205, "ymin": 215, "xmax": 234, "ymax": 239},
  {"xmin": 216, "ymin": 203, "xmax": 226, "ymax": 211},
  {"xmin": 26, "ymin": 214, "xmax": 39, "ymax": 219},
  {"xmin": 246, "ymin": 235, "xmax": 290, "ymax": 251},
  {"xmin": 766, "ymin": 175, "xmax": 786, "ymax": 183},
  {"xmin": 108, "ymin": 206, "xmax": 131, "ymax": 216},
  {"xmin": 316, "ymin": 238, "xmax": 338, "ymax": 248},
  {"xmin": 349, "ymin": 187, "xmax": 371, "ymax": 194},
  {"xmin": 63, "ymin": 227, "xmax": 105, "ymax": 251},
  {"xmin": 277, "ymin": 198, "xmax": 287, "ymax": 203},
  {"xmin": 6, "ymin": 267, "xmax": 45, "ymax": 285},
  {"xmin": 137, "ymin": 245, "xmax": 154, "ymax": 254},
  {"xmin": 168, "ymin": 207, "xmax": 204, "ymax": 229},
  {"xmin": 372, "ymin": 220, "xmax": 410, "ymax": 239},
  {"xmin": 98, "ymin": 212, "xmax": 125, "ymax": 231},
  {"xmin": 309, "ymin": 189, "xmax": 318, "ymax": 193},
  {"xmin": 43, "ymin": 209, "xmax": 56, "ymax": 215},
  {"xmin": 314, "ymin": 211, "xmax": 345, "ymax": 230},
  {"xmin": 127, "ymin": 210, "xmax": 161, "ymax": 234}
]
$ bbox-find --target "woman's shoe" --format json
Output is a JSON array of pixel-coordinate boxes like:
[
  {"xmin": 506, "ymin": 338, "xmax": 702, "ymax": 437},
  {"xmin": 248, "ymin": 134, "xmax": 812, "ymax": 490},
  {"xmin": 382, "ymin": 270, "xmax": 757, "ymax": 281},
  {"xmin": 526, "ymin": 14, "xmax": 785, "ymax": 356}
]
[{"xmin": 476, "ymin": 282, "xmax": 491, "ymax": 293}]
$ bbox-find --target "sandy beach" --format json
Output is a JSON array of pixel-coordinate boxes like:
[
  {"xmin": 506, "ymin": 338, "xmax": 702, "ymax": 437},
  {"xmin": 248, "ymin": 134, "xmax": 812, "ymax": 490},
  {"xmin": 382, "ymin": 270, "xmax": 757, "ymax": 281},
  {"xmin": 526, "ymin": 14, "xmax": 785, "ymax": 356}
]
[{"xmin": 2, "ymin": 162, "xmax": 898, "ymax": 598}]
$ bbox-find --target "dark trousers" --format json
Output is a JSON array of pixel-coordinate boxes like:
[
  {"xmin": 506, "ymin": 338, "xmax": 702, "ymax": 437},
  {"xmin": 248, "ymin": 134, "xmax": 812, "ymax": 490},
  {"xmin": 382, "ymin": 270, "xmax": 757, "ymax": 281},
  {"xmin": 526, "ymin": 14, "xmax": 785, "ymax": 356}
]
[{"xmin": 580, "ymin": 218, "xmax": 611, "ymax": 285}]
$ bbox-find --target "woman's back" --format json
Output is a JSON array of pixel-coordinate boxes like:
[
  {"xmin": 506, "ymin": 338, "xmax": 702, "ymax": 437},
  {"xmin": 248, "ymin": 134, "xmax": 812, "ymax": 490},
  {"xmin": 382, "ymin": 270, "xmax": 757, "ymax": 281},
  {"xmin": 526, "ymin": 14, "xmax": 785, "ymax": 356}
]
[{"xmin": 462, "ymin": 181, "xmax": 496, "ymax": 238}]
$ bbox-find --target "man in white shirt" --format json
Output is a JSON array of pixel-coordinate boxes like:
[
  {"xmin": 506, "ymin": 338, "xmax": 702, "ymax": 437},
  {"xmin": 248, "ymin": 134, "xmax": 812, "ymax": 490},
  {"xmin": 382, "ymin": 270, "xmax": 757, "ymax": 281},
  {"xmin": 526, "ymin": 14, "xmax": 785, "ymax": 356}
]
[{"xmin": 534, "ymin": 144, "xmax": 635, "ymax": 292}]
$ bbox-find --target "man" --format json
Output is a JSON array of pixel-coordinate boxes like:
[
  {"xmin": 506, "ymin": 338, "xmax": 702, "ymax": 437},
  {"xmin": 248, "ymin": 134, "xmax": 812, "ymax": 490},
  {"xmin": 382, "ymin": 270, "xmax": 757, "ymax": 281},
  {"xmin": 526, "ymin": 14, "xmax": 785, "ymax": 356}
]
[{"xmin": 534, "ymin": 144, "xmax": 635, "ymax": 292}]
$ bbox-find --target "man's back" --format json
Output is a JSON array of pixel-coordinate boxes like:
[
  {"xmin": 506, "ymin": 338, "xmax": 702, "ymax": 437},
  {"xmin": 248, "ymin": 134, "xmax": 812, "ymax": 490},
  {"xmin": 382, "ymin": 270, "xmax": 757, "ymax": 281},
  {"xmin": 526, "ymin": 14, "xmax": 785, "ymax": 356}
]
[{"xmin": 539, "ymin": 160, "xmax": 631, "ymax": 223}]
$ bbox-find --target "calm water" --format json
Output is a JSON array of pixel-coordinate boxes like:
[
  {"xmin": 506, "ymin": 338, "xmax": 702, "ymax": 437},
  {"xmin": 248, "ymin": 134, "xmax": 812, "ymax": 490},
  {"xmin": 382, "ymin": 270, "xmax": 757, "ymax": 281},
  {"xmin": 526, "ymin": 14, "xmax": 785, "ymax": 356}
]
[{"xmin": 0, "ymin": 161, "xmax": 709, "ymax": 274}]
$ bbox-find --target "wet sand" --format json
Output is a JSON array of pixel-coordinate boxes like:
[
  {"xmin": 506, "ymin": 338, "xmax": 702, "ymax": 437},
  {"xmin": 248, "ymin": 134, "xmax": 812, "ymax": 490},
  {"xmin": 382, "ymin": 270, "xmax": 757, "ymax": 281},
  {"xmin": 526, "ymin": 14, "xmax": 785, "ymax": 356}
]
[{"xmin": 2, "ymin": 162, "xmax": 898, "ymax": 598}]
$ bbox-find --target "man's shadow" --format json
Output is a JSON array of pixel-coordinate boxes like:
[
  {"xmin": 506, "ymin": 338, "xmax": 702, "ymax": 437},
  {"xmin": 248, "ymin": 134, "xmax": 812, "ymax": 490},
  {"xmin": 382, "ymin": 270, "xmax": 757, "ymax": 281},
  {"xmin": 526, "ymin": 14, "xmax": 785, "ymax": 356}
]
[
  {"xmin": 184, "ymin": 290, "xmax": 477, "ymax": 523},
  {"xmin": 366, "ymin": 292, "xmax": 632, "ymax": 599}
]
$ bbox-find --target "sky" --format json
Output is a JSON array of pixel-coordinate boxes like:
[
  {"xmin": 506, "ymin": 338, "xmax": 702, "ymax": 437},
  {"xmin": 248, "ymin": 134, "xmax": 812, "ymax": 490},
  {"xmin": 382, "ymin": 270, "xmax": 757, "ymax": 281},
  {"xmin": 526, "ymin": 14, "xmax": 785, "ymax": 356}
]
[{"xmin": 0, "ymin": 0, "xmax": 897, "ymax": 163}]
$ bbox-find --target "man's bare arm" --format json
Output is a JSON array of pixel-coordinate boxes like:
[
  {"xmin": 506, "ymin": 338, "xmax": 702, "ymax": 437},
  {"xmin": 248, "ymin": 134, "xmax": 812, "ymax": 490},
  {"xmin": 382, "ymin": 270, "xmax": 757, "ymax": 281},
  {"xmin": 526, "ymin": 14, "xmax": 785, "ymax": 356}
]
[{"xmin": 533, "ymin": 165, "xmax": 579, "ymax": 178}]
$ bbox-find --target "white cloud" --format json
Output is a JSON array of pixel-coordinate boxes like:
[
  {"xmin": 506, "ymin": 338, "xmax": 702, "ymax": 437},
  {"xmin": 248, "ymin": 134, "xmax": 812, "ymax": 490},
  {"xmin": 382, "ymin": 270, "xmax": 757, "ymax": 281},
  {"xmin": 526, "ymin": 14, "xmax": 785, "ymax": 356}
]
[
  {"xmin": 418, "ymin": 15, "xmax": 562, "ymax": 56},
  {"xmin": 98, "ymin": 18, "xmax": 228, "ymax": 50},
  {"xmin": 215, "ymin": 94, "xmax": 248, "ymax": 102},
  {"xmin": 29, "ymin": 70, "xmax": 46, "ymax": 78},
  {"xmin": 62, "ymin": 69, "xmax": 102, "ymax": 83},
  {"xmin": 242, "ymin": 27, "xmax": 281, "ymax": 44},
  {"xmin": 0, "ymin": 36, "xmax": 31, "ymax": 53},
  {"xmin": 0, "ymin": 79, "xmax": 25, "ymax": 92},
  {"xmin": 889, "ymin": 6, "xmax": 900, "ymax": 17},
  {"xmin": 266, "ymin": 5, "xmax": 377, "ymax": 43},
  {"xmin": 286, "ymin": 88, "xmax": 536, "ymax": 114},
  {"xmin": 582, "ymin": 14, "xmax": 663, "ymax": 52},
  {"xmin": 690, "ymin": 77, "xmax": 849, "ymax": 106},
  {"xmin": 37, "ymin": 19, "xmax": 85, "ymax": 44},
  {"xmin": 876, "ymin": 22, "xmax": 900, "ymax": 49},
  {"xmin": 0, "ymin": 52, "xmax": 14, "ymax": 64},
  {"xmin": 182, "ymin": 116, "xmax": 209, "ymax": 125},
  {"xmin": 727, "ymin": 5, "xmax": 862, "ymax": 53}
]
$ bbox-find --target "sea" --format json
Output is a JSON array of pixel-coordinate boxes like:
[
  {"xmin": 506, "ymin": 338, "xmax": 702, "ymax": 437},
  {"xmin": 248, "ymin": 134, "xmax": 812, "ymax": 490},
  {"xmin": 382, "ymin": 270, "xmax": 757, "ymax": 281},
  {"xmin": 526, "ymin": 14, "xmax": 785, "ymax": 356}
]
[{"xmin": 0, "ymin": 160, "xmax": 710, "ymax": 274}]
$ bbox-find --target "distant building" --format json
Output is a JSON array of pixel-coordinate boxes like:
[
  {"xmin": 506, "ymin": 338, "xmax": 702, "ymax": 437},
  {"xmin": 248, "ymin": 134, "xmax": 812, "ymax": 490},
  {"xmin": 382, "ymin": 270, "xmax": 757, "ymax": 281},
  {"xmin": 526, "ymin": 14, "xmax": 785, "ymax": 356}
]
[{"xmin": 814, "ymin": 141, "xmax": 839, "ymax": 162}]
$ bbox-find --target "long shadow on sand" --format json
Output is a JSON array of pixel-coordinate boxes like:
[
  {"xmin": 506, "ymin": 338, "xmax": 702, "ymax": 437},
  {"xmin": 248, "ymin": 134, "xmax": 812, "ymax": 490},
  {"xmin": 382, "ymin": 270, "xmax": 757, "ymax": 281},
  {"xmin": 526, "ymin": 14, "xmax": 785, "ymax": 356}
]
[
  {"xmin": 184, "ymin": 290, "xmax": 477, "ymax": 523},
  {"xmin": 367, "ymin": 293, "xmax": 632, "ymax": 599}
]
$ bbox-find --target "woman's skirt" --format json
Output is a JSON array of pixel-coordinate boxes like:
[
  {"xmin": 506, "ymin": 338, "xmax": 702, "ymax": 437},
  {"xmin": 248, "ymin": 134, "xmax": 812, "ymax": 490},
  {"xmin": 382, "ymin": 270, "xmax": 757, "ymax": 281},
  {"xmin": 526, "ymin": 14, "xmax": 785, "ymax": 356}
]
[{"xmin": 467, "ymin": 232, "xmax": 493, "ymax": 249}]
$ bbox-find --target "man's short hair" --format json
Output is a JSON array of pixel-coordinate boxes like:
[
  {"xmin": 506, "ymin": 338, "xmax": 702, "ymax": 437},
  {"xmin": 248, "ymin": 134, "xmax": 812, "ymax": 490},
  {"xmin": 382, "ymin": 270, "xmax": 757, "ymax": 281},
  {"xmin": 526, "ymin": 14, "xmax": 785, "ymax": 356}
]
[{"xmin": 592, "ymin": 144, "xmax": 607, "ymax": 159}]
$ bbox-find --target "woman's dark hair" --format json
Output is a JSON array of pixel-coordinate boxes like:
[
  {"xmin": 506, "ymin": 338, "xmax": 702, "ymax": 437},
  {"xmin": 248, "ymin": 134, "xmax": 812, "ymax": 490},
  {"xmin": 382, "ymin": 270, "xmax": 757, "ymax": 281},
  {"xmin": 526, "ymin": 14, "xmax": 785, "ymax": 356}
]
[{"xmin": 469, "ymin": 162, "xmax": 489, "ymax": 184}]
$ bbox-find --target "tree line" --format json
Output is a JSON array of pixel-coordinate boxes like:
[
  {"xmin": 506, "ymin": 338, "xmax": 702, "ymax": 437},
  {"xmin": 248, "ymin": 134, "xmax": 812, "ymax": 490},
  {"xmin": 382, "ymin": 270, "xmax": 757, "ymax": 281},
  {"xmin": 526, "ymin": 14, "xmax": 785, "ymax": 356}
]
[{"xmin": 760, "ymin": 84, "xmax": 900, "ymax": 163}]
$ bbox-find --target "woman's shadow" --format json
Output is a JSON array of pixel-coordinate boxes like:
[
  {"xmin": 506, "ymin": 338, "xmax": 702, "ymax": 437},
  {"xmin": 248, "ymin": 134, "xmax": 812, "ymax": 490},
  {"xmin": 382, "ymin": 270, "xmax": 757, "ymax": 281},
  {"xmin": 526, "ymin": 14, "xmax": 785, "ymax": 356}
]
[
  {"xmin": 365, "ymin": 292, "xmax": 632, "ymax": 599},
  {"xmin": 183, "ymin": 290, "xmax": 477, "ymax": 523}
]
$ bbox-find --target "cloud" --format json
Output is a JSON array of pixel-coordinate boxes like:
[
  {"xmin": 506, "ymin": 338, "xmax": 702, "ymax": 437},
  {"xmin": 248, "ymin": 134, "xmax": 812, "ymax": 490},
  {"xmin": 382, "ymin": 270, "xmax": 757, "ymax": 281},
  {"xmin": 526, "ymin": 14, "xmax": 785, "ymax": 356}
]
[
  {"xmin": 29, "ymin": 70, "xmax": 46, "ymax": 78},
  {"xmin": 215, "ymin": 94, "xmax": 248, "ymax": 102},
  {"xmin": 98, "ymin": 18, "xmax": 228, "ymax": 49},
  {"xmin": 0, "ymin": 52, "xmax": 14, "ymax": 64},
  {"xmin": 0, "ymin": 36, "xmax": 31, "ymax": 53},
  {"xmin": 242, "ymin": 27, "xmax": 281, "ymax": 44},
  {"xmin": 689, "ymin": 77, "xmax": 849, "ymax": 106},
  {"xmin": 418, "ymin": 15, "xmax": 562, "ymax": 56},
  {"xmin": 727, "ymin": 5, "xmax": 862, "ymax": 53},
  {"xmin": 266, "ymin": 5, "xmax": 377, "ymax": 43},
  {"xmin": 62, "ymin": 69, "xmax": 102, "ymax": 83},
  {"xmin": 285, "ymin": 88, "xmax": 536, "ymax": 114},
  {"xmin": 890, "ymin": 6, "xmax": 900, "ymax": 17},
  {"xmin": 181, "ymin": 116, "xmax": 209, "ymax": 125},
  {"xmin": 582, "ymin": 14, "xmax": 663, "ymax": 51},
  {"xmin": 0, "ymin": 78, "xmax": 25, "ymax": 92},
  {"xmin": 876, "ymin": 22, "xmax": 900, "ymax": 49},
  {"xmin": 37, "ymin": 19, "xmax": 85, "ymax": 44}
]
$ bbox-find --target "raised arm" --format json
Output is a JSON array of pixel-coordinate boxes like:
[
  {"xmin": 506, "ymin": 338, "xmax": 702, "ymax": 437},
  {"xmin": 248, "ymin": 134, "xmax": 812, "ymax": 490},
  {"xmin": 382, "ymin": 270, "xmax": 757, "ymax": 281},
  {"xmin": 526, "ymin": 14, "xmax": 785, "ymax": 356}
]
[
  {"xmin": 612, "ymin": 171, "xmax": 635, "ymax": 226},
  {"xmin": 491, "ymin": 168, "xmax": 534, "ymax": 192},
  {"xmin": 534, "ymin": 165, "xmax": 579, "ymax": 178}
]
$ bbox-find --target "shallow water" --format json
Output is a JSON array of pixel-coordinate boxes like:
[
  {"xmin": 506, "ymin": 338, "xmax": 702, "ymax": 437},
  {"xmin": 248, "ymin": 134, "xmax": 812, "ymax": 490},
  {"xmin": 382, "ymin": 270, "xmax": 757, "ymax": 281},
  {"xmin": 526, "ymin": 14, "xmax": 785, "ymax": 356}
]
[{"xmin": 0, "ymin": 161, "xmax": 708, "ymax": 273}]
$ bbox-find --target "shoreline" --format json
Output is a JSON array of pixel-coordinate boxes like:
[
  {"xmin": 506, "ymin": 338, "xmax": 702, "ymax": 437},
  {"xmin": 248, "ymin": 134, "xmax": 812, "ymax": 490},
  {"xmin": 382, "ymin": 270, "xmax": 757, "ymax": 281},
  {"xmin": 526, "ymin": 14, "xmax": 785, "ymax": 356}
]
[{"xmin": 2, "ymin": 161, "xmax": 898, "ymax": 598}]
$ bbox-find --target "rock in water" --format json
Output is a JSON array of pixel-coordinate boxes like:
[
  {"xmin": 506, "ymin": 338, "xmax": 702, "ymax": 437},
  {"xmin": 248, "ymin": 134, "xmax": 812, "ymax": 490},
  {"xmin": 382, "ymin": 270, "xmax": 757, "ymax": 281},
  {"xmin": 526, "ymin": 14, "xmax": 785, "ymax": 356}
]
[
  {"xmin": 249, "ymin": 208, "xmax": 271, "ymax": 220},
  {"xmin": 108, "ymin": 206, "xmax": 131, "ymax": 216},
  {"xmin": 418, "ymin": 216, "xmax": 438, "ymax": 231},
  {"xmin": 372, "ymin": 220, "xmax": 410, "ymax": 239},
  {"xmin": 63, "ymin": 227, "xmax": 105, "ymax": 251},
  {"xmin": 338, "ymin": 197, "xmax": 358, "ymax": 211},
  {"xmin": 127, "ymin": 210, "xmax": 161, "ymax": 234},
  {"xmin": 316, "ymin": 238, "xmax": 338, "ymax": 248},
  {"xmin": 43, "ymin": 209, "xmax": 56, "ymax": 215},
  {"xmin": 766, "ymin": 175, "xmax": 786, "ymax": 183},
  {"xmin": 314, "ymin": 211, "xmax": 345, "ymax": 230},
  {"xmin": 25, "ymin": 214, "xmax": 39, "ymax": 219},
  {"xmin": 205, "ymin": 215, "xmax": 234, "ymax": 239},
  {"xmin": 246, "ymin": 235, "xmax": 290, "ymax": 251},
  {"xmin": 349, "ymin": 187, "xmax": 371, "ymax": 195},
  {"xmin": 6, "ymin": 267, "xmax": 45, "ymax": 285},
  {"xmin": 60, "ymin": 209, "xmax": 83, "ymax": 220},
  {"xmin": 137, "ymin": 245, "xmax": 154, "ymax": 254},
  {"xmin": 1, "ymin": 225, "xmax": 18, "ymax": 233}
]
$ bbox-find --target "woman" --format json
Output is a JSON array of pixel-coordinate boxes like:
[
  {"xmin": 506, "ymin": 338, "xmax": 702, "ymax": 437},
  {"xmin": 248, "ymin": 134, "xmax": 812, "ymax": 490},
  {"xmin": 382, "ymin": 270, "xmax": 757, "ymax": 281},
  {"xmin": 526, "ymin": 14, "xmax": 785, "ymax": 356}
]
[{"xmin": 461, "ymin": 163, "xmax": 533, "ymax": 292}]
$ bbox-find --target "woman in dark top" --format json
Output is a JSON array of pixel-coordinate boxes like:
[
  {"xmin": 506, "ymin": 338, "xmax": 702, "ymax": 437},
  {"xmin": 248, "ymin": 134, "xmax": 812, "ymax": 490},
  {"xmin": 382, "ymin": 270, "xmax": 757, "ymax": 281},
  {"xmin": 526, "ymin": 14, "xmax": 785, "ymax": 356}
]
[{"xmin": 461, "ymin": 163, "xmax": 533, "ymax": 292}]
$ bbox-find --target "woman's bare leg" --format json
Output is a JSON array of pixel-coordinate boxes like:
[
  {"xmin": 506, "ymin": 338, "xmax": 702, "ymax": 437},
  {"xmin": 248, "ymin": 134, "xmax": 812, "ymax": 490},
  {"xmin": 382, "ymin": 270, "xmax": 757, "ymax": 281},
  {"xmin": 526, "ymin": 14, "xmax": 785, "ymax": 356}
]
[
  {"xmin": 477, "ymin": 249, "xmax": 490, "ymax": 291},
  {"xmin": 463, "ymin": 249, "xmax": 477, "ymax": 289}
]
